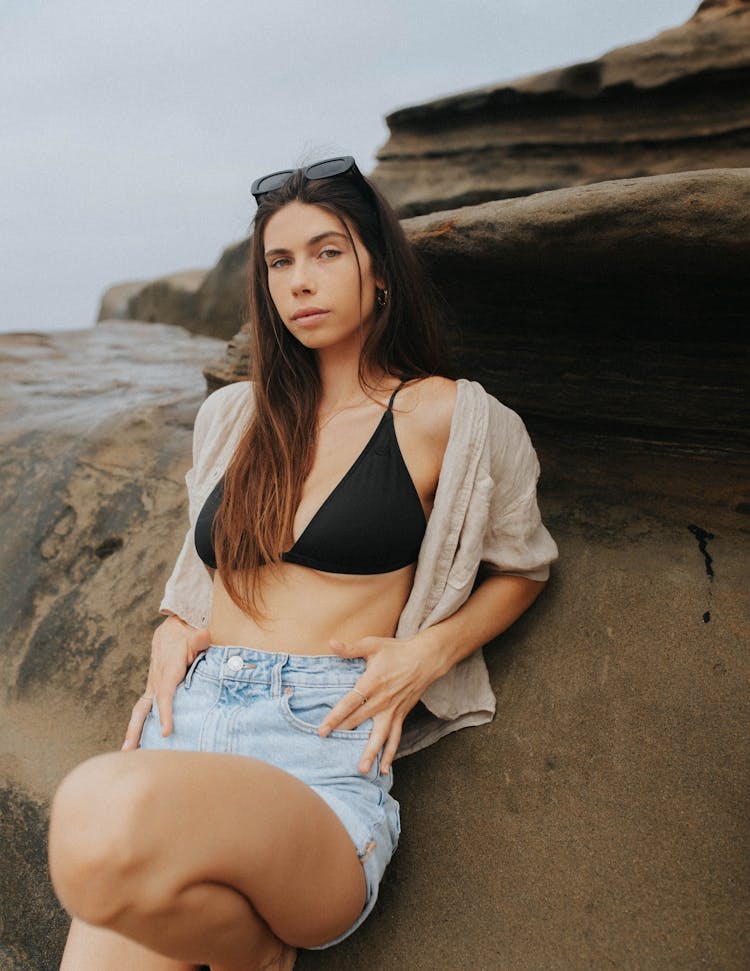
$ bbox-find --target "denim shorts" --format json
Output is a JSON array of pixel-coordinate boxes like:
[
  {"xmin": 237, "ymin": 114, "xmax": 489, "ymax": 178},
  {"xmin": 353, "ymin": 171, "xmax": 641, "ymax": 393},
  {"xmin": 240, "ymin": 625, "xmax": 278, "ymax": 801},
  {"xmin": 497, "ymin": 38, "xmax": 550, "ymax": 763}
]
[{"xmin": 138, "ymin": 643, "xmax": 400, "ymax": 948}]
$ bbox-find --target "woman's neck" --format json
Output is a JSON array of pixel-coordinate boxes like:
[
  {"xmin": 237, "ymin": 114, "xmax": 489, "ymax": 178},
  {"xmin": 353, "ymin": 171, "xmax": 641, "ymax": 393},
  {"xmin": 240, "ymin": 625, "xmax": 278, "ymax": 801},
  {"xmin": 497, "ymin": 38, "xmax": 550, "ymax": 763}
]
[{"xmin": 316, "ymin": 349, "xmax": 388, "ymax": 409}]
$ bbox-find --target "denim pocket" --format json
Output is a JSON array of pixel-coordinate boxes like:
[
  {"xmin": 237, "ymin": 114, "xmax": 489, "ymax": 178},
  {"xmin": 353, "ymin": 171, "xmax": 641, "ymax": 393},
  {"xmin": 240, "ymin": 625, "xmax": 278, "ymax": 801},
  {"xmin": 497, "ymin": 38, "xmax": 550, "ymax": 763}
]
[
  {"xmin": 279, "ymin": 685, "xmax": 373, "ymax": 740},
  {"xmin": 139, "ymin": 653, "xmax": 219, "ymax": 752},
  {"xmin": 183, "ymin": 650, "xmax": 209, "ymax": 689}
]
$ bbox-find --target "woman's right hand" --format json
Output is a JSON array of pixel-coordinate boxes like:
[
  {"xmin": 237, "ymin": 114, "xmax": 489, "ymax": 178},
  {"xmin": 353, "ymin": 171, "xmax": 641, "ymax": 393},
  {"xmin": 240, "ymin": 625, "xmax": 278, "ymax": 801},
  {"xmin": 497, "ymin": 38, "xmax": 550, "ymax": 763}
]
[{"xmin": 121, "ymin": 616, "xmax": 211, "ymax": 751}]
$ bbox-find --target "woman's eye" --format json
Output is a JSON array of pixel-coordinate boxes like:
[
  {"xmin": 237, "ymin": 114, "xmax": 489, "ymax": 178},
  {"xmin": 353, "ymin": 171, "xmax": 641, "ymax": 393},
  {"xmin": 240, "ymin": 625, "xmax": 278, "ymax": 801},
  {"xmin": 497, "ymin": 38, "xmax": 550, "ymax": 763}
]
[
  {"xmin": 269, "ymin": 257, "xmax": 290, "ymax": 269},
  {"xmin": 320, "ymin": 248, "xmax": 340, "ymax": 259}
]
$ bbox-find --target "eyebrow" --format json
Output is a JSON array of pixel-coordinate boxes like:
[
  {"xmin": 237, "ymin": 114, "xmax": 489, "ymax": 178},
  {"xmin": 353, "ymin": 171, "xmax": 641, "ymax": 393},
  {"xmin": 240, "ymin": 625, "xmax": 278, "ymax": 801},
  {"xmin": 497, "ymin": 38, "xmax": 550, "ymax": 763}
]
[{"xmin": 264, "ymin": 231, "xmax": 350, "ymax": 259}]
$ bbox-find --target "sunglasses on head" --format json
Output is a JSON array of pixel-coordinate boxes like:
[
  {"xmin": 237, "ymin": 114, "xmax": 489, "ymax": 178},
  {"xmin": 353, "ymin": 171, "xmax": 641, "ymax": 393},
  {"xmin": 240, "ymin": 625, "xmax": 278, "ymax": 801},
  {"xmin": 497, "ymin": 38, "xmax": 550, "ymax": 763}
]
[{"xmin": 250, "ymin": 156, "xmax": 374, "ymax": 203}]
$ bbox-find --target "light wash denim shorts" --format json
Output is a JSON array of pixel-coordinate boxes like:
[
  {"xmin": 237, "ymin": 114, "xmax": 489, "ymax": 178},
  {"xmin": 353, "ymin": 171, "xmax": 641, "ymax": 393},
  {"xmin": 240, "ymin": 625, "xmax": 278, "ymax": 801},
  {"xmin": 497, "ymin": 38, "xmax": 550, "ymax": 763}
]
[{"xmin": 138, "ymin": 643, "xmax": 401, "ymax": 948}]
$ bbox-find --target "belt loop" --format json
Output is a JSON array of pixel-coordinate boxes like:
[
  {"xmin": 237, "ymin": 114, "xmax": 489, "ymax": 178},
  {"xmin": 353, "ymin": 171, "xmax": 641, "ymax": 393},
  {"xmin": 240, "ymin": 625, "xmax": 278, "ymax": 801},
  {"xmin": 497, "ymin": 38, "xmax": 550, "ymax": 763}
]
[{"xmin": 270, "ymin": 654, "xmax": 288, "ymax": 698}]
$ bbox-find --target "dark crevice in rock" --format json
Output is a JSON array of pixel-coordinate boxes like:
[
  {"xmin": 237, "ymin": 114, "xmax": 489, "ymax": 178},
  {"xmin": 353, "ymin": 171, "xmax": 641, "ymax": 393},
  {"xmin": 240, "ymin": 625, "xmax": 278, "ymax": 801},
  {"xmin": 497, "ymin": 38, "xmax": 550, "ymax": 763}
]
[
  {"xmin": 688, "ymin": 524, "xmax": 716, "ymax": 579},
  {"xmin": 94, "ymin": 535, "xmax": 124, "ymax": 559},
  {"xmin": 688, "ymin": 523, "xmax": 716, "ymax": 623}
]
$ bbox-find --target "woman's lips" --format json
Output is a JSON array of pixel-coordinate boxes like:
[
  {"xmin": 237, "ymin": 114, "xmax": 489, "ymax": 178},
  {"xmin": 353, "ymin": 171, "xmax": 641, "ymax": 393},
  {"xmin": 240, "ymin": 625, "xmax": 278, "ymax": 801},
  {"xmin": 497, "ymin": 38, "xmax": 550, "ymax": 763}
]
[{"xmin": 292, "ymin": 310, "xmax": 329, "ymax": 326}]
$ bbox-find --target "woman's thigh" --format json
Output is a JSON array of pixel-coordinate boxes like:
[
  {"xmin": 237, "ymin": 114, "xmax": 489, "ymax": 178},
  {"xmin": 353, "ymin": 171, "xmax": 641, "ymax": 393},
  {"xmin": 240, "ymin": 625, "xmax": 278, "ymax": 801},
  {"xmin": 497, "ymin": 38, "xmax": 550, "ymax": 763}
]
[{"xmin": 52, "ymin": 748, "xmax": 367, "ymax": 948}]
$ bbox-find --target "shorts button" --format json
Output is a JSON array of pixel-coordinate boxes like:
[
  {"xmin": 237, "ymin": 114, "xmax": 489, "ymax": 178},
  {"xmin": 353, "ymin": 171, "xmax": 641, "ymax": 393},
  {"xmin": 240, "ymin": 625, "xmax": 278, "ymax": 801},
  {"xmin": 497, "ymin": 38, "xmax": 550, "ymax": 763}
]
[{"xmin": 226, "ymin": 656, "xmax": 243, "ymax": 671}]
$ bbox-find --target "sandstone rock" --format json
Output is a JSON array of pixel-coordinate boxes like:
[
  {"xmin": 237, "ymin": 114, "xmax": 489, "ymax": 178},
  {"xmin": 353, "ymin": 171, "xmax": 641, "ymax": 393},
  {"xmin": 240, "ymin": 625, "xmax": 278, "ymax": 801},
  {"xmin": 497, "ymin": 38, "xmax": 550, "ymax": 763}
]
[
  {"xmin": 125, "ymin": 268, "xmax": 209, "ymax": 332},
  {"xmin": 192, "ymin": 237, "xmax": 252, "ymax": 342},
  {"xmin": 205, "ymin": 168, "xmax": 750, "ymax": 457},
  {"xmin": 0, "ymin": 321, "xmax": 224, "ymax": 968},
  {"xmin": 1, "ymin": 320, "xmax": 748, "ymax": 970},
  {"xmin": 372, "ymin": 0, "xmax": 750, "ymax": 215},
  {"xmin": 95, "ymin": 279, "xmax": 149, "ymax": 322},
  {"xmin": 120, "ymin": 238, "xmax": 252, "ymax": 341},
  {"xmin": 203, "ymin": 324, "xmax": 252, "ymax": 394}
]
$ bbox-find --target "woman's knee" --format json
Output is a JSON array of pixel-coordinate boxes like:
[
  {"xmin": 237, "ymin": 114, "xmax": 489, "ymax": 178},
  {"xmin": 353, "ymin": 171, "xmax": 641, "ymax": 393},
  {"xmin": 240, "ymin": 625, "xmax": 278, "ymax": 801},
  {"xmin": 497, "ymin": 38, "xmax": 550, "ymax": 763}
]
[{"xmin": 48, "ymin": 751, "xmax": 161, "ymax": 925}]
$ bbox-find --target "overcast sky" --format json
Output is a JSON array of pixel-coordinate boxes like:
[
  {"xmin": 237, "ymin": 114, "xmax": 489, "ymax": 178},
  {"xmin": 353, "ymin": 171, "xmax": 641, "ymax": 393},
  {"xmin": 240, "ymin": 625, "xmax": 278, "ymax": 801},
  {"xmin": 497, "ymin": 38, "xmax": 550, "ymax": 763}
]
[{"xmin": 1, "ymin": 0, "xmax": 698, "ymax": 334}]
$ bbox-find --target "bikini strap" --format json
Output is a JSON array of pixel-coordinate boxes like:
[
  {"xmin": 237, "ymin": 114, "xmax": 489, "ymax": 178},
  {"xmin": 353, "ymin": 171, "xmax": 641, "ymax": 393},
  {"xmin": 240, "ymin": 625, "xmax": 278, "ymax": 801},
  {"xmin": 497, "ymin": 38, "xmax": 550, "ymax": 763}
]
[{"xmin": 386, "ymin": 381, "xmax": 406, "ymax": 411}]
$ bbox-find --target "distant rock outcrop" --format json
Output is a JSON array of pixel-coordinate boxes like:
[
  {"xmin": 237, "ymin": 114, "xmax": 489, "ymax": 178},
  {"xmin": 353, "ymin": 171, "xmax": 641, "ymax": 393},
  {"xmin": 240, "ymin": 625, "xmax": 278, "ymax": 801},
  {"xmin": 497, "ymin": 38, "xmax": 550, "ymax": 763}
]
[
  {"xmin": 99, "ymin": 238, "xmax": 252, "ymax": 341},
  {"xmin": 125, "ymin": 268, "xmax": 208, "ymax": 332},
  {"xmin": 188, "ymin": 237, "xmax": 252, "ymax": 340},
  {"xmin": 371, "ymin": 0, "xmax": 750, "ymax": 215},
  {"xmin": 95, "ymin": 279, "xmax": 149, "ymax": 322}
]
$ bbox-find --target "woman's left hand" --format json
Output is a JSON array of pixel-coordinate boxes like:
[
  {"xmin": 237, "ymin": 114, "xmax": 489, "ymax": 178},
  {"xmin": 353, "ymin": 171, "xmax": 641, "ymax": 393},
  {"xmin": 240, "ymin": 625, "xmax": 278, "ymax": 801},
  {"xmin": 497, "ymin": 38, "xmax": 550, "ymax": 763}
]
[{"xmin": 320, "ymin": 633, "xmax": 441, "ymax": 776}]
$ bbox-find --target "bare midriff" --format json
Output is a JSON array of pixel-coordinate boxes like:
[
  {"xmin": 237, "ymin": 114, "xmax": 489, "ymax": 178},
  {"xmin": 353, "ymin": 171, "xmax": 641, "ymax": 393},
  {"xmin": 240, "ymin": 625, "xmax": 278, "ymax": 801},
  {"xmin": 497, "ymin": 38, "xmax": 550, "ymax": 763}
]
[
  {"xmin": 203, "ymin": 377, "xmax": 454, "ymax": 654},
  {"xmin": 207, "ymin": 561, "xmax": 417, "ymax": 654}
]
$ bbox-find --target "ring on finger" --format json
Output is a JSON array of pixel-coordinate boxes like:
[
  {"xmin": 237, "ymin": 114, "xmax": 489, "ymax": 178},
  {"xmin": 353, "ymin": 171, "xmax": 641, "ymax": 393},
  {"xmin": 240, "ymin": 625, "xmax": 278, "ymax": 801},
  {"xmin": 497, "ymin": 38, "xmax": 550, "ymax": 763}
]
[
  {"xmin": 351, "ymin": 688, "xmax": 368, "ymax": 706},
  {"xmin": 140, "ymin": 694, "xmax": 155, "ymax": 702}
]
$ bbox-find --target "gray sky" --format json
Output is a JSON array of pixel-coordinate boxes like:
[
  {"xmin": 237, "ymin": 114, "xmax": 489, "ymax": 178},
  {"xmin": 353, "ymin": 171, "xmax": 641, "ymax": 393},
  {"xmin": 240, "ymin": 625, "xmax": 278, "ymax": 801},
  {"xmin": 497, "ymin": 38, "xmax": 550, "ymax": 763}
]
[{"xmin": 1, "ymin": 0, "xmax": 698, "ymax": 334}]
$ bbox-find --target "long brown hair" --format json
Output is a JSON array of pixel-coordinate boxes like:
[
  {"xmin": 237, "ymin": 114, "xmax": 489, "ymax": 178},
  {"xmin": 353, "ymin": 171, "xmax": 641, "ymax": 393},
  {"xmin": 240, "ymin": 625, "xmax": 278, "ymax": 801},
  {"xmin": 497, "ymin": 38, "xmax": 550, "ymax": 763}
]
[{"xmin": 213, "ymin": 165, "xmax": 454, "ymax": 620}]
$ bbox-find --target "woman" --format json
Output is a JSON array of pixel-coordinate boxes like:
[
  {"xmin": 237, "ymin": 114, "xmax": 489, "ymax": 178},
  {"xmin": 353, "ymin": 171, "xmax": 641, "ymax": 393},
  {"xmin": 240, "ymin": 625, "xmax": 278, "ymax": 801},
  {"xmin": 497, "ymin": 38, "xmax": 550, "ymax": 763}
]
[{"xmin": 48, "ymin": 157, "xmax": 558, "ymax": 970}]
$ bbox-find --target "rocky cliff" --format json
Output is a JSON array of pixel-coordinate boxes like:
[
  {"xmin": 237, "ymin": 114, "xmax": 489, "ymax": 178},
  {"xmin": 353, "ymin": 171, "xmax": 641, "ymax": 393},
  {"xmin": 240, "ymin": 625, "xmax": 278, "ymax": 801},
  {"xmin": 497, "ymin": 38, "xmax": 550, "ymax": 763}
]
[
  {"xmin": 371, "ymin": 0, "xmax": 750, "ymax": 215},
  {"xmin": 204, "ymin": 168, "xmax": 750, "ymax": 458},
  {"xmin": 96, "ymin": 237, "xmax": 252, "ymax": 342},
  {"xmin": 3, "ymin": 2, "xmax": 749, "ymax": 967}
]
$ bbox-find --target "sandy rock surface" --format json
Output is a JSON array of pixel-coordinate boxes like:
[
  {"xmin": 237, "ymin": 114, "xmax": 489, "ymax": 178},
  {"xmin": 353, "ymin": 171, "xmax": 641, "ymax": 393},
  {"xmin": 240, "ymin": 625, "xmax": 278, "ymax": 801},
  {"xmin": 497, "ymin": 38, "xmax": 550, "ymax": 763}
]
[
  {"xmin": 1, "ymin": 319, "xmax": 748, "ymax": 969},
  {"xmin": 0, "ymin": 321, "xmax": 223, "ymax": 969}
]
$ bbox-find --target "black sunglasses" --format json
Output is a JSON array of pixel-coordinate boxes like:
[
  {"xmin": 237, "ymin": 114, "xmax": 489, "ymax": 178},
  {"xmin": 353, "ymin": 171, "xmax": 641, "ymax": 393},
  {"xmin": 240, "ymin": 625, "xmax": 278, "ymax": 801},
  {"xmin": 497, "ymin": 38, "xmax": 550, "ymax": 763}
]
[{"xmin": 250, "ymin": 156, "xmax": 374, "ymax": 203}]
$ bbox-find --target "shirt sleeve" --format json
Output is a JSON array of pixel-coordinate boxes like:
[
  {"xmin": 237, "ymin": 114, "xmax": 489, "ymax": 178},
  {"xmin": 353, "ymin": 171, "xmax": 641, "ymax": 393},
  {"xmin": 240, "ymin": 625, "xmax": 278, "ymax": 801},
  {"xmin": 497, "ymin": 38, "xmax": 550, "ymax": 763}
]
[
  {"xmin": 157, "ymin": 391, "xmax": 221, "ymax": 628},
  {"xmin": 481, "ymin": 397, "xmax": 558, "ymax": 581}
]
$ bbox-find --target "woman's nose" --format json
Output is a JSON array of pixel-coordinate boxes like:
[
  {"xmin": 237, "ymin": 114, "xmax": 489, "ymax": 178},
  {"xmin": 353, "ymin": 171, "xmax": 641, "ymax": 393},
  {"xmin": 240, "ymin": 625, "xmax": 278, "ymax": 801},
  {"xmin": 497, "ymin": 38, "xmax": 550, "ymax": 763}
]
[{"xmin": 290, "ymin": 260, "xmax": 315, "ymax": 295}]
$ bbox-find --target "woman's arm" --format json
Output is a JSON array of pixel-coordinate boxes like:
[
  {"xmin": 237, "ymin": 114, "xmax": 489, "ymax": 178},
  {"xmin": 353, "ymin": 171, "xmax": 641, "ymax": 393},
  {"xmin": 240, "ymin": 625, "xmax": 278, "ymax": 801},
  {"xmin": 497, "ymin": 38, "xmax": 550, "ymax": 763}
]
[{"xmin": 321, "ymin": 570, "xmax": 547, "ymax": 775}]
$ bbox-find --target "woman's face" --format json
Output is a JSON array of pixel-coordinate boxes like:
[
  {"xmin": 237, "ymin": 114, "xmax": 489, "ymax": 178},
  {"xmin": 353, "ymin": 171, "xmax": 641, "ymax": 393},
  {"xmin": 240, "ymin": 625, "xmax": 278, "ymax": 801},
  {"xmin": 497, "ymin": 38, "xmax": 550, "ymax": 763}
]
[{"xmin": 262, "ymin": 200, "xmax": 383, "ymax": 354}]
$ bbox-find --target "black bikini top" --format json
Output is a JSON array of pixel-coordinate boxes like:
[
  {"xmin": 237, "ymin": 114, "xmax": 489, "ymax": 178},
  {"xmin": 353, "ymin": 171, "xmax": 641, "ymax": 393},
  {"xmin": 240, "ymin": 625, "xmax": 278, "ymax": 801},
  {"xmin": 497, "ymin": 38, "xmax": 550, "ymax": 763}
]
[{"xmin": 194, "ymin": 382, "xmax": 427, "ymax": 575}]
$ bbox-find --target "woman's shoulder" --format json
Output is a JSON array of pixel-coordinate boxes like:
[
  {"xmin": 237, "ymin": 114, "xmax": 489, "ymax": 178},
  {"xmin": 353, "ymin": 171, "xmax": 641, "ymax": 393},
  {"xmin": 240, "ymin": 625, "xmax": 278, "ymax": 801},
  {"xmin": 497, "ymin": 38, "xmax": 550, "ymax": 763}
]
[
  {"xmin": 196, "ymin": 379, "xmax": 253, "ymax": 425},
  {"xmin": 414, "ymin": 377, "xmax": 535, "ymax": 469},
  {"xmin": 205, "ymin": 378, "xmax": 254, "ymax": 409},
  {"xmin": 192, "ymin": 380, "xmax": 254, "ymax": 456},
  {"xmin": 401, "ymin": 375, "xmax": 521, "ymax": 443},
  {"xmin": 449, "ymin": 378, "xmax": 526, "ymax": 431},
  {"xmin": 400, "ymin": 375, "xmax": 457, "ymax": 431}
]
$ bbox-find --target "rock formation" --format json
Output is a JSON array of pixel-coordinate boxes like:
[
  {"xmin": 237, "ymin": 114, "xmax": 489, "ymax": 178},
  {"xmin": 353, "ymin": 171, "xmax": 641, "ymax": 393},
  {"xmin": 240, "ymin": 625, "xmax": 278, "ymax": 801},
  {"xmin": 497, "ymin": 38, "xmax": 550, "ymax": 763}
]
[
  {"xmin": 1, "ymin": 319, "xmax": 748, "ymax": 970},
  {"xmin": 98, "ymin": 238, "xmax": 252, "ymax": 341},
  {"xmin": 124, "ymin": 268, "xmax": 208, "ymax": 332},
  {"xmin": 95, "ymin": 279, "xmax": 148, "ymax": 322},
  {"xmin": 4, "ymin": 4, "xmax": 748, "ymax": 968},
  {"xmin": 188, "ymin": 237, "xmax": 252, "ymax": 341},
  {"xmin": 204, "ymin": 168, "xmax": 750, "ymax": 457},
  {"xmin": 371, "ymin": 0, "xmax": 750, "ymax": 215},
  {"xmin": 0, "ymin": 322, "xmax": 225, "ymax": 970}
]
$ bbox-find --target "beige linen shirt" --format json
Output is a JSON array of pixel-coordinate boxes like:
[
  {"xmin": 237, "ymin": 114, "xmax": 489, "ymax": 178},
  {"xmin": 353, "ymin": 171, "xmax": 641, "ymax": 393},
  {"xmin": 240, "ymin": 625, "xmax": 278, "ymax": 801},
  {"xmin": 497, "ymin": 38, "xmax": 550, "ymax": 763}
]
[{"xmin": 159, "ymin": 378, "xmax": 558, "ymax": 757}]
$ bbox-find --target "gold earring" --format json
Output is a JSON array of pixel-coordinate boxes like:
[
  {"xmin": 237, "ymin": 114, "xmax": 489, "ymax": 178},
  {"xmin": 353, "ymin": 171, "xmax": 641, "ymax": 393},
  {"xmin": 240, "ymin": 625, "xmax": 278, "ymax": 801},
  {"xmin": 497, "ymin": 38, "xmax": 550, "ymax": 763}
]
[{"xmin": 376, "ymin": 287, "xmax": 389, "ymax": 308}]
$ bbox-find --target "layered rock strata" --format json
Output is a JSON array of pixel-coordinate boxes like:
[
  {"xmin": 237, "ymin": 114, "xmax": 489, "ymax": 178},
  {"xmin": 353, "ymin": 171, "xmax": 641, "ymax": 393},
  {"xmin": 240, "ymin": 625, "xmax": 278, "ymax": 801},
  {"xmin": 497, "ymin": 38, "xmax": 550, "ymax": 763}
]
[
  {"xmin": 204, "ymin": 168, "xmax": 750, "ymax": 457},
  {"xmin": 371, "ymin": 0, "xmax": 750, "ymax": 215}
]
